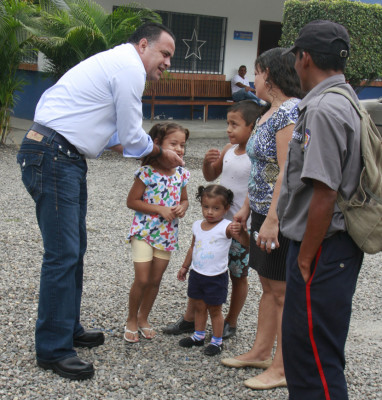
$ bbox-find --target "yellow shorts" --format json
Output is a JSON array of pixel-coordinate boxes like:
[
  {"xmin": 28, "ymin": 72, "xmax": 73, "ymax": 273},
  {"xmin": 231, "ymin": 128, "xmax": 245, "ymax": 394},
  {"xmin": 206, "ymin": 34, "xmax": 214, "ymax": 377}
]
[{"xmin": 131, "ymin": 238, "xmax": 171, "ymax": 262}]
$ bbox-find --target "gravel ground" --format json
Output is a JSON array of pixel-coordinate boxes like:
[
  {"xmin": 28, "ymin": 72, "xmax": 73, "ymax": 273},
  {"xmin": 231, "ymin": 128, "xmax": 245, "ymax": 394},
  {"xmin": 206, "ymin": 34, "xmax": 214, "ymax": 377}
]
[{"xmin": 1, "ymin": 140, "xmax": 381, "ymax": 400}]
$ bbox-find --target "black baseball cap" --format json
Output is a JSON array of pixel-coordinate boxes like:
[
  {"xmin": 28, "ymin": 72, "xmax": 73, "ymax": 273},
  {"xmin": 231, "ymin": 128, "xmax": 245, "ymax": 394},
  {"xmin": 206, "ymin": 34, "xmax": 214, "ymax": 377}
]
[{"xmin": 283, "ymin": 20, "xmax": 350, "ymax": 58}]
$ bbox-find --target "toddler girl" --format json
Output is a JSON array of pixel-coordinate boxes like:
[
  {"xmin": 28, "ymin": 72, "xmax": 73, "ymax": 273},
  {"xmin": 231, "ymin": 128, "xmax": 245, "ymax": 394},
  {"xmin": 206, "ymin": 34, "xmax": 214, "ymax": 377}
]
[
  {"xmin": 124, "ymin": 122, "xmax": 190, "ymax": 343},
  {"xmin": 177, "ymin": 185, "xmax": 249, "ymax": 356}
]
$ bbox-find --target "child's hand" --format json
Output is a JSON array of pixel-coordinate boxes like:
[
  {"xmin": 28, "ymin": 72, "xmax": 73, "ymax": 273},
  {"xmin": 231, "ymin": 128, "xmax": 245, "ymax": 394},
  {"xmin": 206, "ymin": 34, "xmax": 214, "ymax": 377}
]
[
  {"xmin": 229, "ymin": 220, "xmax": 250, "ymax": 248},
  {"xmin": 172, "ymin": 204, "xmax": 187, "ymax": 218},
  {"xmin": 204, "ymin": 149, "xmax": 221, "ymax": 166},
  {"xmin": 159, "ymin": 206, "xmax": 177, "ymax": 222},
  {"xmin": 234, "ymin": 209, "xmax": 250, "ymax": 231},
  {"xmin": 177, "ymin": 266, "xmax": 188, "ymax": 281},
  {"xmin": 230, "ymin": 221, "xmax": 242, "ymax": 236}
]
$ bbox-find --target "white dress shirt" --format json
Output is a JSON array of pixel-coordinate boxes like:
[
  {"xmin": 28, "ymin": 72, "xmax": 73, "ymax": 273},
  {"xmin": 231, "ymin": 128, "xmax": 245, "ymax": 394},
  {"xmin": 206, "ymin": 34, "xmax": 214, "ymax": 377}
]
[{"xmin": 34, "ymin": 43, "xmax": 153, "ymax": 159}]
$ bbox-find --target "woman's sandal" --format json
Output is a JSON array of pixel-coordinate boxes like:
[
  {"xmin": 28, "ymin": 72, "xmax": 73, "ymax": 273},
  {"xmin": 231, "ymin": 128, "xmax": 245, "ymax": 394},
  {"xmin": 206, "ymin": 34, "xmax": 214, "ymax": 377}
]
[
  {"xmin": 139, "ymin": 327, "xmax": 156, "ymax": 340},
  {"xmin": 124, "ymin": 326, "xmax": 139, "ymax": 343}
]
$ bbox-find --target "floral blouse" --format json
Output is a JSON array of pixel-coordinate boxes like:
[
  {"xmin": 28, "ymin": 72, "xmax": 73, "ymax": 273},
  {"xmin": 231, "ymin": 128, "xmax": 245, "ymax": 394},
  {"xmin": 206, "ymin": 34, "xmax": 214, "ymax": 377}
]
[
  {"xmin": 246, "ymin": 98, "xmax": 300, "ymax": 215},
  {"xmin": 127, "ymin": 165, "xmax": 190, "ymax": 251}
]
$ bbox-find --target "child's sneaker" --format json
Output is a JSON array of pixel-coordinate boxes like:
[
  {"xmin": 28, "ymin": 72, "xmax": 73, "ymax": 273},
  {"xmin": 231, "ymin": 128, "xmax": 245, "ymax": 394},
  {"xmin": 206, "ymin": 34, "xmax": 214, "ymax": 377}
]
[
  {"xmin": 204, "ymin": 343, "xmax": 223, "ymax": 356},
  {"xmin": 179, "ymin": 336, "xmax": 205, "ymax": 348}
]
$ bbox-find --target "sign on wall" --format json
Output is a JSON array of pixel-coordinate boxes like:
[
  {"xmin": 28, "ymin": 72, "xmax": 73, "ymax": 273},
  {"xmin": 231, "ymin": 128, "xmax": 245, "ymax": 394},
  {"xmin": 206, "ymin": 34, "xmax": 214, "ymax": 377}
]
[{"xmin": 233, "ymin": 31, "xmax": 253, "ymax": 41}]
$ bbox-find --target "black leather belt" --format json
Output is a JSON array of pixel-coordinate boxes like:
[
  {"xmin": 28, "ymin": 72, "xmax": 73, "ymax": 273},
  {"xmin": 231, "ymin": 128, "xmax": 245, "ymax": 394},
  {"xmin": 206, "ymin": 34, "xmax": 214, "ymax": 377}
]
[{"xmin": 31, "ymin": 122, "xmax": 81, "ymax": 155}]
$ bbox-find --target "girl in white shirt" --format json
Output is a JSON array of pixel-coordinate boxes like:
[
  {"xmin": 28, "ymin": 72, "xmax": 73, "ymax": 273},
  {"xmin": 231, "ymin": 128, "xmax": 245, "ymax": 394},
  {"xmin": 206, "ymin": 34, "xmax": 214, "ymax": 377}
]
[{"xmin": 177, "ymin": 185, "xmax": 249, "ymax": 356}]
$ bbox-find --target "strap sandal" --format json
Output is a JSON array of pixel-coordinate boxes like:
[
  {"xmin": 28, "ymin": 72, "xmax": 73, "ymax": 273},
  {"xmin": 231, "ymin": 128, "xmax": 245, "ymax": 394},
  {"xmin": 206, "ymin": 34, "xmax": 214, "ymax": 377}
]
[
  {"xmin": 124, "ymin": 326, "xmax": 139, "ymax": 343},
  {"xmin": 139, "ymin": 327, "xmax": 156, "ymax": 340}
]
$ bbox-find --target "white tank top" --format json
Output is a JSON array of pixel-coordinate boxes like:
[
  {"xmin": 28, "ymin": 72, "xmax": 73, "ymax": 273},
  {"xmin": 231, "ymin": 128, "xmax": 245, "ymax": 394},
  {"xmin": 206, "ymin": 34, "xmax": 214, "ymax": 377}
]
[
  {"xmin": 220, "ymin": 145, "xmax": 251, "ymax": 227},
  {"xmin": 191, "ymin": 219, "xmax": 232, "ymax": 276}
]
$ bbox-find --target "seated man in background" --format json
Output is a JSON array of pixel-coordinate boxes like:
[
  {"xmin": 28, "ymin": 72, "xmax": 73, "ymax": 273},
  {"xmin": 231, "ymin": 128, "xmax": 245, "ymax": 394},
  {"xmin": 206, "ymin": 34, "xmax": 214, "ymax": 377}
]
[{"xmin": 231, "ymin": 65, "xmax": 266, "ymax": 105}]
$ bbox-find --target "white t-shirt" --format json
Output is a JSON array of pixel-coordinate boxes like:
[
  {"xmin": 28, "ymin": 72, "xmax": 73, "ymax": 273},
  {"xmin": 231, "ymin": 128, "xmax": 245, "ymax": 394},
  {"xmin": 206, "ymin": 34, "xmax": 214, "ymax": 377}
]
[
  {"xmin": 231, "ymin": 74, "xmax": 249, "ymax": 94},
  {"xmin": 220, "ymin": 144, "xmax": 251, "ymax": 228},
  {"xmin": 190, "ymin": 219, "xmax": 232, "ymax": 276}
]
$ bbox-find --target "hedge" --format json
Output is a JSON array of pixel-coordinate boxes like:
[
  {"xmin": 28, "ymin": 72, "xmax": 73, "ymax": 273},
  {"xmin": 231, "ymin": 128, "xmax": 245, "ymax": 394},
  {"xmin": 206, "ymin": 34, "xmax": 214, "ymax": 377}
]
[{"xmin": 280, "ymin": 0, "xmax": 382, "ymax": 86}]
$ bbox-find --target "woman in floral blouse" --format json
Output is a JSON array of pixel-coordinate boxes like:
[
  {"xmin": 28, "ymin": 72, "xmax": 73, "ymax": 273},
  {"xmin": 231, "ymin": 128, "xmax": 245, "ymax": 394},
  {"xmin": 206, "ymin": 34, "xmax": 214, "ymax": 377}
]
[{"xmin": 221, "ymin": 47, "xmax": 302, "ymax": 391}]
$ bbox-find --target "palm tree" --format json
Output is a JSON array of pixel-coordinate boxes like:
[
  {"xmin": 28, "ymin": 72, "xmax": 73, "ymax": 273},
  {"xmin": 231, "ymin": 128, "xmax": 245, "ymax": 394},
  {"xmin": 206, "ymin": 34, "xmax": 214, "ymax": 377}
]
[
  {"xmin": 0, "ymin": 0, "xmax": 35, "ymax": 144},
  {"xmin": 28, "ymin": 0, "xmax": 162, "ymax": 80}
]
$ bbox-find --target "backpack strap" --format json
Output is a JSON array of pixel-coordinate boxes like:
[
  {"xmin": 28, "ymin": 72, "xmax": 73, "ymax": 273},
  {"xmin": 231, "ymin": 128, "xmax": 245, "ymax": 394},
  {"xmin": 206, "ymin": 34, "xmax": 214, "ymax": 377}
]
[
  {"xmin": 322, "ymin": 87, "xmax": 363, "ymax": 119},
  {"xmin": 321, "ymin": 87, "xmax": 363, "ymax": 206}
]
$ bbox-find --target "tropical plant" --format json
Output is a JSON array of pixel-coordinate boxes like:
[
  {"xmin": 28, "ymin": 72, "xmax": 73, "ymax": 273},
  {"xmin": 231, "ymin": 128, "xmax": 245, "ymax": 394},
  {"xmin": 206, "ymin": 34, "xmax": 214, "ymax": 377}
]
[
  {"xmin": 27, "ymin": 0, "xmax": 162, "ymax": 80},
  {"xmin": 0, "ymin": 0, "xmax": 35, "ymax": 144},
  {"xmin": 280, "ymin": 0, "xmax": 382, "ymax": 87}
]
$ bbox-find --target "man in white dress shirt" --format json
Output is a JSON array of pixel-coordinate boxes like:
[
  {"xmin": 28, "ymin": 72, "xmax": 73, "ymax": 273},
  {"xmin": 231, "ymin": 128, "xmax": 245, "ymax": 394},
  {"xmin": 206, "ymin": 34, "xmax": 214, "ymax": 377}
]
[{"xmin": 16, "ymin": 22, "xmax": 180, "ymax": 380}]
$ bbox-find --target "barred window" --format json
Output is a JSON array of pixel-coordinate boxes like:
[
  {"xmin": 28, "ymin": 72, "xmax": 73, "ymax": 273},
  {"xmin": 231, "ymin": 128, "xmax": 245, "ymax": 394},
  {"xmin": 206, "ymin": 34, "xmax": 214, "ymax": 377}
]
[
  {"xmin": 21, "ymin": 44, "xmax": 38, "ymax": 65},
  {"xmin": 16, "ymin": 31, "xmax": 38, "ymax": 66},
  {"xmin": 158, "ymin": 11, "xmax": 227, "ymax": 74}
]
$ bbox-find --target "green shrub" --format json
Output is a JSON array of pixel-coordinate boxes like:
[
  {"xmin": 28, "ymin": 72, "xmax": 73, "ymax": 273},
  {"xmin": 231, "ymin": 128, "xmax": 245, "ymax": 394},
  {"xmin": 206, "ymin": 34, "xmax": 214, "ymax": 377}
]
[
  {"xmin": 280, "ymin": 0, "xmax": 382, "ymax": 86},
  {"xmin": 0, "ymin": 0, "xmax": 35, "ymax": 144}
]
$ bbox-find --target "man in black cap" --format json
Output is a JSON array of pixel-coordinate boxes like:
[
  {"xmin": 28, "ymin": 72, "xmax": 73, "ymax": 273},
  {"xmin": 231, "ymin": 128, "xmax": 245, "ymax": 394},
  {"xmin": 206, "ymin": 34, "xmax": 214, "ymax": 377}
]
[{"xmin": 278, "ymin": 20, "xmax": 364, "ymax": 399}]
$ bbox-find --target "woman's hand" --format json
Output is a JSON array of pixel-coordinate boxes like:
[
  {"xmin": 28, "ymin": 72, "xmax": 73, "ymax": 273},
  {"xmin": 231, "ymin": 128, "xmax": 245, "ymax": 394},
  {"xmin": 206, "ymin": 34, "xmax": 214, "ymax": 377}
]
[{"xmin": 257, "ymin": 216, "xmax": 279, "ymax": 254}]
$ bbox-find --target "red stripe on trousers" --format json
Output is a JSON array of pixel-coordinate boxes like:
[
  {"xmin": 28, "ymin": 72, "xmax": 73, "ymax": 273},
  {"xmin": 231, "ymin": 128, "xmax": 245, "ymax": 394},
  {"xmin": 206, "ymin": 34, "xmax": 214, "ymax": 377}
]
[{"xmin": 305, "ymin": 246, "xmax": 331, "ymax": 400}]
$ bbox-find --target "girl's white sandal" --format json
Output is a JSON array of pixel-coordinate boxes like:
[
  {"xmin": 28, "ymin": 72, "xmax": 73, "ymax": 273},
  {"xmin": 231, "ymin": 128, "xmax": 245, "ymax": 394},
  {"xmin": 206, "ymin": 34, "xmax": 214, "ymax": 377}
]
[
  {"xmin": 139, "ymin": 327, "xmax": 156, "ymax": 339},
  {"xmin": 124, "ymin": 326, "xmax": 139, "ymax": 343}
]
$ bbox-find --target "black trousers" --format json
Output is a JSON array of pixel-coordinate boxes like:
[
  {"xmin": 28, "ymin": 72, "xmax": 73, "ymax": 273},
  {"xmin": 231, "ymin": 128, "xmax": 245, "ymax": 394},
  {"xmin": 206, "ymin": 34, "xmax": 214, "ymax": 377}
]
[{"xmin": 282, "ymin": 232, "xmax": 363, "ymax": 400}]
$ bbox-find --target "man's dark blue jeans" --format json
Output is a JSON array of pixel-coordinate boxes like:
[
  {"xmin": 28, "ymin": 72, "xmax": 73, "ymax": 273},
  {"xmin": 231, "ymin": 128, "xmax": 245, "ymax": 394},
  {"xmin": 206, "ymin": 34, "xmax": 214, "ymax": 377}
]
[
  {"xmin": 17, "ymin": 130, "xmax": 87, "ymax": 363},
  {"xmin": 232, "ymin": 89, "xmax": 267, "ymax": 106}
]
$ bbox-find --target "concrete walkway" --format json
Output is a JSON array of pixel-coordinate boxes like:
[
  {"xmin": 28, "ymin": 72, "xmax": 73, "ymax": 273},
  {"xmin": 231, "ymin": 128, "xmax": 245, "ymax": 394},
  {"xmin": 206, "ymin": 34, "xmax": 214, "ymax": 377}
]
[{"xmin": 7, "ymin": 117, "xmax": 227, "ymax": 146}]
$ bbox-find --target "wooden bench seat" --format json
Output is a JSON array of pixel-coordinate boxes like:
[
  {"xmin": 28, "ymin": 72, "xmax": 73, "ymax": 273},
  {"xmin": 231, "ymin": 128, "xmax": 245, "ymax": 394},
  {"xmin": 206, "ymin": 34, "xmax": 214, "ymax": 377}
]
[{"xmin": 142, "ymin": 79, "xmax": 233, "ymax": 122}]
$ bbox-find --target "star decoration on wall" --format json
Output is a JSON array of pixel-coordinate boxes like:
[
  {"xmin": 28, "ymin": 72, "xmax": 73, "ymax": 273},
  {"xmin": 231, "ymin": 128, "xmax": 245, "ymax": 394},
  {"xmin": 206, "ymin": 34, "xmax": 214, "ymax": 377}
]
[{"xmin": 182, "ymin": 29, "xmax": 206, "ymax": 60}]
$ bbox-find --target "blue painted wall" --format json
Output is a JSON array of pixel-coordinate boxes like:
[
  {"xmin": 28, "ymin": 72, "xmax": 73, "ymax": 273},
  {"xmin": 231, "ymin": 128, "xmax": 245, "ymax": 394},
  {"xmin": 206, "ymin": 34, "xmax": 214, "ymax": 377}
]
[
  {"xmin": 356, "ymin": 86, "xmax": 382, "ymax": 99},
  {"xmin": 12, "ymin": 70, "xmax": 382, "ymax": 120},
  {"xmin": 13, "ymin": 70, "xmax": 55, "ymax": 120}
]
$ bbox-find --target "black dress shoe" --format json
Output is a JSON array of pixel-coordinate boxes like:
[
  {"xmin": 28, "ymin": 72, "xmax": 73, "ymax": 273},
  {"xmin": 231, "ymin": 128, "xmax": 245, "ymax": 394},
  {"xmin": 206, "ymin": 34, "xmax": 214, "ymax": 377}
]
[
  {"xmin": 73, "ymin": 330, "xmax": 105, "ymax": 348},
  {"xmin": 162, "ymin": 316, "xmax": 195, "ymax": 335},
  {"xmin": 37, "ymin": 356, "xmax": 94, "ymax": 380}
]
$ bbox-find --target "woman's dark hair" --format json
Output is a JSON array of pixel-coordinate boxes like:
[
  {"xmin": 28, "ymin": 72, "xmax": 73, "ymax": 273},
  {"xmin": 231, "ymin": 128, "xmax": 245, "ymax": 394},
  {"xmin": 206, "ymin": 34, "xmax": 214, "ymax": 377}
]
[
  {"xmin": 227, "ymin": 100, "xmax": 268, "ymax": 127},
  {"xmin": 255, "ymin": 47, "xmax": 302, "ymax": 99},
  {"xmin": 196, "ymin": 185, "xmax": 234, "ymax": 208},
  {"xmin": 128, "ymin": 22, "xmax": 175, "ymax": 44},
  {"xmin": 141, "ymin": 122, "xmax": 189, "ymax": 166}
]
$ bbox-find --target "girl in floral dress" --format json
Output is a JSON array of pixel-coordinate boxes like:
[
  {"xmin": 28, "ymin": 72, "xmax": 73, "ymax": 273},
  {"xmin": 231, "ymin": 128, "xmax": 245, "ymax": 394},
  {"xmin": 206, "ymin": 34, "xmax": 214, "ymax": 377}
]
[{"xmin": 124, "ymin": 123, "xmax": 190, "ymax": 343}]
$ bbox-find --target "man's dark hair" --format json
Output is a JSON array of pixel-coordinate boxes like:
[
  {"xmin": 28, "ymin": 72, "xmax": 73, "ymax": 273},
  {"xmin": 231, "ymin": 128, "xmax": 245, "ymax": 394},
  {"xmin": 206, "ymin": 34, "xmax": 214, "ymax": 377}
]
[
  {"xmin": 128, "ymin": 22, "xmax": 175, "ymax": 44},
  {"xmin": 296, "ymin": 47, "xmax": 347, "ymax": 72},
  {"xmin": 255, "ymin": 47, "xmax": 302, "ymax": 99}
]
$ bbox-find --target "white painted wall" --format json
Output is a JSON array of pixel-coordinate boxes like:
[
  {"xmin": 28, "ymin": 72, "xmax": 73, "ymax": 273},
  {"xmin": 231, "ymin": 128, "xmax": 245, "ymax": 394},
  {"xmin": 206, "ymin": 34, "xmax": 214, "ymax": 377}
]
[{"xmin": 96, "ymin": 0, "xmax": 285, "ymax": 82}]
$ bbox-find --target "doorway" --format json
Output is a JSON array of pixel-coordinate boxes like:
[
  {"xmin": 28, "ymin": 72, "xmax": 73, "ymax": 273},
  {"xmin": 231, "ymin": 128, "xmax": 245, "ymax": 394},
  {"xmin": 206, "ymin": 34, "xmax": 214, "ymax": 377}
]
[{"xmin": 258, "ymin": 20, "xmax": 282, "ymax": 56}]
